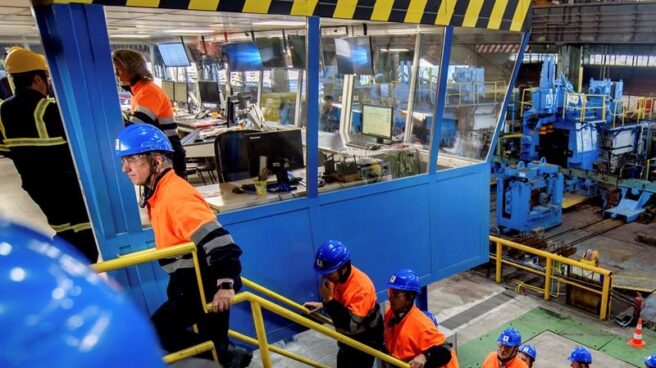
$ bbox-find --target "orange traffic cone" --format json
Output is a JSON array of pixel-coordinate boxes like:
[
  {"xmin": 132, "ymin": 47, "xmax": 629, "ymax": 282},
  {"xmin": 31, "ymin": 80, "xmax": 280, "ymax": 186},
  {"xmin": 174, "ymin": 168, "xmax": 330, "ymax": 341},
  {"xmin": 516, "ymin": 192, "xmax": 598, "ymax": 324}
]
[{"xmin": 628, "ymin": 317, "xmax": 647, "ymax": 349}]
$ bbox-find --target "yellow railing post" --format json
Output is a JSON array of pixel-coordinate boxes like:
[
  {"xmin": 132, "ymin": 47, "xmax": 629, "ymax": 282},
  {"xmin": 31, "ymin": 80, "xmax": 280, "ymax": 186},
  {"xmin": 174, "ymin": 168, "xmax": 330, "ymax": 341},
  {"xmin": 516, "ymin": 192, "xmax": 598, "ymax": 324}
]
[
  {"xmin": 251, "ymin": 301, "xmax": 272, "ymax": 368},
  {"xmin": 495, "ymin": 241, "xmax": 502, "ymax": 283},
  {"xmin": 600, "ymin": 273, "xmax": 612, "ymax": 320},
  {"xmin": 544, "ymin": 258, "xmax": 552, "ymax": 301}
]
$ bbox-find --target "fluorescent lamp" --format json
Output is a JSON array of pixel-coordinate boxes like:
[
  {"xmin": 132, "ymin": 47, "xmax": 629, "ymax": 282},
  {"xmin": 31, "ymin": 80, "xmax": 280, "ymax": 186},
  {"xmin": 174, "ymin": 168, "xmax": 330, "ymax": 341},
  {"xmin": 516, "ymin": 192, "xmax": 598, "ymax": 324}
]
[
  {"xmin": 253, "ymin": 21, "xmax": 306, "ymax": 27},
  {"xmin": 110, "ymin": 34, "xmax": 150, "ymax": 39},
  {"xmin": 380, "ymin": 48, "xmax": 410, "ymax": 53},
  {"xmin": 163, "ymin": 29, "xmax": 214, "ymax": 34}
]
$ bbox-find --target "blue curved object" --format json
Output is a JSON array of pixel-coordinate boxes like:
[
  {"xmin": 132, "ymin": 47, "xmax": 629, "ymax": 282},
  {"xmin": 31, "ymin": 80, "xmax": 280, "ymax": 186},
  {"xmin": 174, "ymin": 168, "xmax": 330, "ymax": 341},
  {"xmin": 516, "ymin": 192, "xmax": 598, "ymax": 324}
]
[
  {"xmin": 314, "ymin": 240, "xmax": 351, "ymax": 275},
  {"xmin": 645, "ymin": 353, "xmax": 656, "ymax": 368},
  {"xmin": 115, "ymin": 123, "xmax": 173, "ymax": 157},
  {"xmin": 519, "ymin": 343, "xmax": 537, "ymax": 360},
  {"xmin": 497, "ymin": 327, "xmax": 522, "ymax": 347},
  {"xmin": 568, "ymin": 346, "xmax": 592, "ymax": 364},
  {"xmin": 0, "ymin": 220, "xmax": 164, "ymax": 367},
  {"xmin": 387, "ymin": 268, "xmax": 421, "ymax": 293}
]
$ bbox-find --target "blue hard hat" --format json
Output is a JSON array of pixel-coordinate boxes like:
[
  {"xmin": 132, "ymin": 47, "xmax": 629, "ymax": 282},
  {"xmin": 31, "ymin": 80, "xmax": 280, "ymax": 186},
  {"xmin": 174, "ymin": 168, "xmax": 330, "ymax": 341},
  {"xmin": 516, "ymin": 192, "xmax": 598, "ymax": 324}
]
[
  {"xmin": 114, "ymin": 123, "xmax": 173, "ymax": 157},
  {"xmin": 568, "ymin": 346, "xmax": 592, "ymax": 364},
  {"xmin": 519, "ymin": 344, "xmax": 537, "ymax": 360},
  {"xmin": 387, "ymin": 268, "xmax": 421, "ymax": 293},
  {"xmin": 645, "ymin": 353, "xmax": 656, "ymax": 368},
  {"xmin": 0, "ymin": 220, "xmax": 164, "ymax": 367},
  {"xmin": 497, "ymin": 327, "xmax": 522, "ymax": 347},
  {"xmin": 313, "ymin": 240, "xmax": 351, "ymax": 275},
  {"xmin": 423, "ymin": 311, "xmax": 439, "ymax": 328}
]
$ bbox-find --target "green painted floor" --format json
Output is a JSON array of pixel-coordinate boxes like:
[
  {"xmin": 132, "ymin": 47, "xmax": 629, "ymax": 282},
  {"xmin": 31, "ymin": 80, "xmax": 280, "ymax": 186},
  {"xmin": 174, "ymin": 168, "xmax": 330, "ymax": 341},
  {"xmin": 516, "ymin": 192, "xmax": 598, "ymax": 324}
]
[{"xmin": 457, "ymin": 307, "xmax": 656, "ymax": 368}]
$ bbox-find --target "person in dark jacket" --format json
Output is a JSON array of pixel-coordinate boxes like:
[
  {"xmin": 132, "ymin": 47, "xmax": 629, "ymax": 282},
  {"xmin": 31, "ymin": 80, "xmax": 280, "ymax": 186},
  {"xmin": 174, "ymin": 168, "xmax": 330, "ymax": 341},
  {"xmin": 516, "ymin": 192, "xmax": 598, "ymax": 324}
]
[{"xmin": 0, "ymin": 47, "xmax": 98, "ymax": 263}]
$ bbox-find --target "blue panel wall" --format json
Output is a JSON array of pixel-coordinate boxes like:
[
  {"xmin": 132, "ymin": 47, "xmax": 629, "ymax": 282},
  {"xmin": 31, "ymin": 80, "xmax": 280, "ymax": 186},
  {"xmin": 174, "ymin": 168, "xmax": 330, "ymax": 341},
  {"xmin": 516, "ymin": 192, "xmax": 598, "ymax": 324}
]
[{"xmin": 32, "ymin": 3, "xmax": 523, "ymax": 346}]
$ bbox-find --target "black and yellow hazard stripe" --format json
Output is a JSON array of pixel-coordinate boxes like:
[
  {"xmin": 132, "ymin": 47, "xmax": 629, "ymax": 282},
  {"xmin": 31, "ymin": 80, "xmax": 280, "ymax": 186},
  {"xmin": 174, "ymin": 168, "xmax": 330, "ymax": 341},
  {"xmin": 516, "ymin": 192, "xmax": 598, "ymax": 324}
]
[{"xmin": 51, "ymin": 0, "xmax": 531, "ymax": 32}]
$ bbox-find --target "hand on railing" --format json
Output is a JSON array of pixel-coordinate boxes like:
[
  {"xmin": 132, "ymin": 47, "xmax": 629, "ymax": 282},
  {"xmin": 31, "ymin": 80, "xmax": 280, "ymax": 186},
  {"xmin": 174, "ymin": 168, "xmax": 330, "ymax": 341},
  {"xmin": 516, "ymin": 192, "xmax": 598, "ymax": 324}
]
[{"xmin": 212, "ymin": 288, "xmax": 235, "ymax": 313}]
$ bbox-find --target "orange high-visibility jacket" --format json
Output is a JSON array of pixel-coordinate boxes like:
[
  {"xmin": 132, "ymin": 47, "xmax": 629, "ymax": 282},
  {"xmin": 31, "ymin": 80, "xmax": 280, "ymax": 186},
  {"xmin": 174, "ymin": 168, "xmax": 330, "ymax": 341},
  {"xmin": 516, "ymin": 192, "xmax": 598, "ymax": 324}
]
[
  {"xmin": 481, "ymin": 351, "xmax": 529, "ymax": 368},
  {"xmin": 384, "ymin": 305, "xmax": 459, "ymax": 367}
]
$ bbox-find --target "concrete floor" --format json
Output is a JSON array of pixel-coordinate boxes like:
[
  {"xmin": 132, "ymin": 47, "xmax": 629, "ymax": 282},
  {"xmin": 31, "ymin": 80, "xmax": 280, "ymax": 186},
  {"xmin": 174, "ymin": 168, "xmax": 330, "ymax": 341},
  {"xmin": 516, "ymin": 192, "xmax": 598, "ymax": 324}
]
[{"xmin": 3, "ymin": 156, "xmax": 656, "ymax": 367}]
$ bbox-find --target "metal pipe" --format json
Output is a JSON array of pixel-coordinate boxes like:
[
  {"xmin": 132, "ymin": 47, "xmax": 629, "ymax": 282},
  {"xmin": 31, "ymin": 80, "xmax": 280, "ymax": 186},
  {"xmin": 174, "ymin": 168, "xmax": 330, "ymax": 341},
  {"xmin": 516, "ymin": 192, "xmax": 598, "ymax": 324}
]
[
  {"xmin": 241, "ymin": 277, "xmax": 332, "ymax": 325},
  {"xmin": 544, "ymin": 258, "xmax": 553, "ymax": 301},
  {"xmin": 495, "ymin": 241, "xmax": 502, "ymax": 283},
  {"xmin": 162, "ymin": 341, "xmax": 218, "ymax": 364},
  {"xmin": 251, "ymin": 301, "xmax": 272, "ymax": 368},
  {"xmin": 228, "ymin": 330, "xmax": 330, "ymax": 368},
  {"xmin": 227, "ymin": 292, "xmax": 410, "ymax": 367},
  {"xmin": 92, "ymin": 243, "xmax": 196, "ymax": 273}
]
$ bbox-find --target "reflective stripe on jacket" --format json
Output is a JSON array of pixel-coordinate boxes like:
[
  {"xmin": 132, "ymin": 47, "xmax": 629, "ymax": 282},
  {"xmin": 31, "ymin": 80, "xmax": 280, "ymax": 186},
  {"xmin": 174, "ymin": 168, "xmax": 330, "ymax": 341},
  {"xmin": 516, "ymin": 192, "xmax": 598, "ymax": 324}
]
[{"xmin": 384, "ymin": 305, "xmax": 459, "ymax": 367}]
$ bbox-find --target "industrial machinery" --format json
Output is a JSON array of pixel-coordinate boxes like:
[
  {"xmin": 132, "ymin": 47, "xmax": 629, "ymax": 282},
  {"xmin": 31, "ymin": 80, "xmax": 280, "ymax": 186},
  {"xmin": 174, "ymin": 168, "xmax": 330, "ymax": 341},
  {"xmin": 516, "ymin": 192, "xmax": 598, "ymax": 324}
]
[
  {"xmin": 497, "ymin": 158, "xmax": 564, "ymax": 233},
  {"xmin": 496, "ymin": 55, "xmax": 656, "ymax": 223}
]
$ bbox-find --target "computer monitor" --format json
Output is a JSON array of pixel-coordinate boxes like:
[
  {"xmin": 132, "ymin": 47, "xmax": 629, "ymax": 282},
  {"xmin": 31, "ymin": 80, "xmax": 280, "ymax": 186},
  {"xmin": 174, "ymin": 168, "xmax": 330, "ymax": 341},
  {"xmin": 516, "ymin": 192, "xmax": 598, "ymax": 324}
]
[
  {"xmin": 226, "ymin": 95, "xmax": 240, "ymax": 127},
  {"xmin": 157, "ymin": 43, "xmax": 191, "ymax": 67},
  {"xmin": 255, "ymin": 38, "xmax": 286, "ymax": 68},
  {"xmin": 362, "ymin": 104, "xmax": 393, "ymax": 141},
  {"xmin": 173, "ymin": 82, "xmax": 188, "ymax": 104},
  {"xmin": 287, "ymin": 35, "xmax": 306, "ymax": 69},
  {"xmin": 223, "ymin": 42, "xmax": 264, "ymax": 72},
  {"xmin": 334, "ymin": 36, "xmax": 374, "ymax": 75},
  {"xmin": 246, "ymin": 129, "xmax": 304, "ymax": 188},
  {"xmin": 237, "ymin": 91, "xmax": 252, "ymax": 109},
  {"xmin": 162, "ymin": 80, "xmax": 175, "ymax": 101},
  {"xmin": 198, "ymin": 81, "xmax": 221, "ymax": 105}
]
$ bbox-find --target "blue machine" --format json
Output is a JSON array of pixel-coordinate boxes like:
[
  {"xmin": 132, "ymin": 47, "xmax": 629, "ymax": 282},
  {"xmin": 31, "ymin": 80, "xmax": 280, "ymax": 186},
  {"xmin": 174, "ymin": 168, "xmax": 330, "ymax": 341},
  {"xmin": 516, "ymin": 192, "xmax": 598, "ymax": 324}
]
[
  {"xmin": 497, "ymin": 158, "xmax": 564, "ymax": 233},
  {"xmin": 605, "ymin": 186, "xmax": 654, "ymax": 222},
  {"xmin": 450, "ymin": 67, "xmax": 486, "ymax": 104}
]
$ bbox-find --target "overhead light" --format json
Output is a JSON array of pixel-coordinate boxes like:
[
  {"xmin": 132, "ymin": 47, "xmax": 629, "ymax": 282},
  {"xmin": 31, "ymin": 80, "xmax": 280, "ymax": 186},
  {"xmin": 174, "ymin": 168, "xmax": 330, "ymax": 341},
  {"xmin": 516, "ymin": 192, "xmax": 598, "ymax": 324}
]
[
  {"xmin": 164, "ymin": 29, "xmax": 214, "ymax": 34},
  {"xmin": 110, "ymin": 34, "xmax": 151, "ymax": 39},
  {"xmin": 381, "ymin": 48, "xmax": 410, "ymax": 53},
  {"xmin": 253, "ymin": 20, "xmax": 306, "ymax": 27}
]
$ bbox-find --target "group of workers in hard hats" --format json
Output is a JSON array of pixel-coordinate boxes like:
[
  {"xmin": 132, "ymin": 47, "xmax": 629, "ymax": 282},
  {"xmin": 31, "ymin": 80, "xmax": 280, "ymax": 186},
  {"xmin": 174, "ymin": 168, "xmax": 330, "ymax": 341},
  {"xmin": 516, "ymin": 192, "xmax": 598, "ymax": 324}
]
[{"xmin": 4, "ymin": 46, "xmax": 656, "ymax": 368}]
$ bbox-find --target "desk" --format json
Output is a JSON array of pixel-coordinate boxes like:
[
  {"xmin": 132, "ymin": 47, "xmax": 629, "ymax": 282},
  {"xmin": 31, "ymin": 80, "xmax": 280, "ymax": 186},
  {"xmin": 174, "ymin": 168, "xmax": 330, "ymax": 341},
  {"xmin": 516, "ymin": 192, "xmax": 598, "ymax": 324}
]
[{"xmin": 197, "ymin": 167, "xmax": 390, "ymax": 213}]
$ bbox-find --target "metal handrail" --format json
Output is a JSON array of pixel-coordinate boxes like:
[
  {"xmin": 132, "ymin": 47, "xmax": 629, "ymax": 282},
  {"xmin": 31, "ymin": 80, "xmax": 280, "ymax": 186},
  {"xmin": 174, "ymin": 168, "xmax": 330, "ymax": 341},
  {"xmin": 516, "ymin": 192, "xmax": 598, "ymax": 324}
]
[
  {"xmin": 163, "ymin": 341, "xmax": 218, "ymax": 364},
  {"xmin": 92, "ymin": 243, "xmax": 215, "ymax": 363},
  {"xmin": 490, "ymin": 235, "xmax": 612, "ymax": 320},
  {"xmin": 93, "ymin": 246, "xmax": 391, "ymax": 367},
  {"xmin": 241, "ymin": 277, "xmax": 333, "ymax": 325},
  {"xmin": 218, "ymin": 292, "xmax": 410, "ymax": 368}
]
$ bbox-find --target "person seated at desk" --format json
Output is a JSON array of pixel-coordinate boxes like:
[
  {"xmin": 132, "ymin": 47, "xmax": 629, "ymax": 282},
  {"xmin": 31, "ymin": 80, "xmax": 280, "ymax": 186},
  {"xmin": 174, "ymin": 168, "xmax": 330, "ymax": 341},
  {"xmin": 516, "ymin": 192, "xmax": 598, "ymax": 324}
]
[{"xmin": 320, "ymin": 95, "xmax": 340, "ymax": 132}]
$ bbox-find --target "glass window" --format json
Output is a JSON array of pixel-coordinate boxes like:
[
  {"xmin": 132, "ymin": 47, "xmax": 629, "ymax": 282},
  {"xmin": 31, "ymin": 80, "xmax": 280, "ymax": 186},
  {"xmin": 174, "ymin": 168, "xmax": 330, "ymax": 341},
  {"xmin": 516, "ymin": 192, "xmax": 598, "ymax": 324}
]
[
  {"xmin": 411, "ymin": 32, "xmax": 444, "ymax": 148},
  {"xmin": 261, "ymin": 69, "xmax": 299, "ymax": 125},
  {"xmin": 229, "ymin": 71, "xmax": 259, "ymax": 103},
  {"xmin": 319, "ymin": 35, "xmax": 344, "ymax": 133},
  {"xmin": 438, "ymin": 28, "xmax": 522, "ymax": 169},
  {"xmin": 349, "ymin": 35, "xmax": 416, "ymax": 144}
]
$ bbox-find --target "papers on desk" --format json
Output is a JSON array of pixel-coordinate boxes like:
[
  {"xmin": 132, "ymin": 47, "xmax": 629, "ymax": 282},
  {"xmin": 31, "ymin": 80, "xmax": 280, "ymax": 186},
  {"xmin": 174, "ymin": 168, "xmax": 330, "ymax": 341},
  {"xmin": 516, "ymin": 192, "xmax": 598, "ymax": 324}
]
[
  {"xmin": 190, "ymin": 119, "xmax": 226, "ymax": 128},
  {"xmin": 198, "ymin": 186, "xmax": 222, "ymax": 198}
]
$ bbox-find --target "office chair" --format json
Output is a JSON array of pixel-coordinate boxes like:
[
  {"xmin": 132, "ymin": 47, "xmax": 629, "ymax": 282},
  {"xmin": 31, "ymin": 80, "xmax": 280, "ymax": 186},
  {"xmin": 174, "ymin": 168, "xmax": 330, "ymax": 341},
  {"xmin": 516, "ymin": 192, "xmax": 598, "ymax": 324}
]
[
  {"xmin": 186, "ymin": 158, "xmax": 216, "ymax": 185},
  {"xmin": 214, "ymin": 129, "xmax": 259, "ymax": 183}
]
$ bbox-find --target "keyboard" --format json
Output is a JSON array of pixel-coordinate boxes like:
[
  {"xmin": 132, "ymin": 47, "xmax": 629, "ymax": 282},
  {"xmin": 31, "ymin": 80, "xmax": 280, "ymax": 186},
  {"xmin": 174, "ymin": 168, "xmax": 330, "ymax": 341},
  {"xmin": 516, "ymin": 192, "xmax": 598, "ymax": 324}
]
[{"xmin": 346, "ymin": 142, "xmax": 380, "ymax": 150}]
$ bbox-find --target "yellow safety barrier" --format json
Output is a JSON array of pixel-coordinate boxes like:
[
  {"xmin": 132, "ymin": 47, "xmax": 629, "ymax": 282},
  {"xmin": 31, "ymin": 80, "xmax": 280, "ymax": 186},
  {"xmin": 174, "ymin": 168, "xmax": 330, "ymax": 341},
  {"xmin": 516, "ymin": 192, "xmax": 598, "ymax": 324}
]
[
  {"xmin": 216, "ymin": 292, "xmax": 411, "ymax": 368},
  {"xmin": 241, "ymin": 277, "xmax": 333, "ymax": 326},
  {"xmin": 228, "ymin": 330, "xmax": 329, "ymax": 368},
  {"xmin": 562, "ymin": 92, "xmax": 607, "ymax": 123},
  {"xmin": 94, "ymin": 246, "xmax": 401, "ymax": 367},
  {"xmin": 490, "ymin": 235, "xmax": 612, "ymax": 320},
  {"xmin": 163, "ymin": 341, "xmax": 218, "ymax": 364},
  {"xmin": 519, "ymin": 87, "xmax": 538, "ymax": 118}
]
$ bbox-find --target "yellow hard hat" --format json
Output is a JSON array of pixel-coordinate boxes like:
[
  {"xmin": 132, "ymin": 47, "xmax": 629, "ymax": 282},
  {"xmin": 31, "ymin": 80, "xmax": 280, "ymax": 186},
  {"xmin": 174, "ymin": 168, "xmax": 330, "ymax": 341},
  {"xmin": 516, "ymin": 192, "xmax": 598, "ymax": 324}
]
[{"xmin": 4, "ymin": 47, "xmax": 48, "ymax": 74}]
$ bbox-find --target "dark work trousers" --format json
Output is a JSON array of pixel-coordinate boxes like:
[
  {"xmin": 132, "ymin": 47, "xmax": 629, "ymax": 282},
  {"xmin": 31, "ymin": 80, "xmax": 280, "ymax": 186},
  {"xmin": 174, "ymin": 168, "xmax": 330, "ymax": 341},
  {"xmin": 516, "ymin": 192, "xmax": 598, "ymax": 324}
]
[
  {"xmin": 151, "ymin": 269, "xmax": 230, "ymax": 357},
  {"xmin": 337, "ymin": 343, "xmax": 376, "ymax": 368}
]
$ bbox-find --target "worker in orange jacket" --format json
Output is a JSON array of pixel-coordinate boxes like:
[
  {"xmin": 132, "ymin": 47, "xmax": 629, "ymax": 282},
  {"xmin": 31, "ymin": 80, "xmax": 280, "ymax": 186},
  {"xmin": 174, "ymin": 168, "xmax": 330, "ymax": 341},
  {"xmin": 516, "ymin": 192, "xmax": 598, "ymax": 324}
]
[
  {"xmin": 115, "ymin": 123, "xmax": 250, "ymax": 367},
  {"xmin": 383, "ymin": 269, "xmax": 458, "ymax": 368},
  {"xmin": 304, "ymin": 240, "xmax": 383, "ymax": 368},
  {"xmin": 112, "ymin": 49, "xmax": 186, "ymax": 177},
  {"xmin": 481, "ymin": 328, "xmax": 528, "ymax": 368}
]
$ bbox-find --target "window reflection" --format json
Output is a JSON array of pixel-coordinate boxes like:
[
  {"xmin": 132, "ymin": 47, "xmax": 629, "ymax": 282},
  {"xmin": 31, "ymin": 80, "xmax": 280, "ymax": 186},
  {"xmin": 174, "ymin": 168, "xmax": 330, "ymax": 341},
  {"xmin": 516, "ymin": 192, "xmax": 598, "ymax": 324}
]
[
  {"xmin": 412, "ymin": 32, "xmax": 444, "ymax": 148},
  {"xmin": 439, "ymin": 29, "xmax": 521, "ymax": 168}
]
